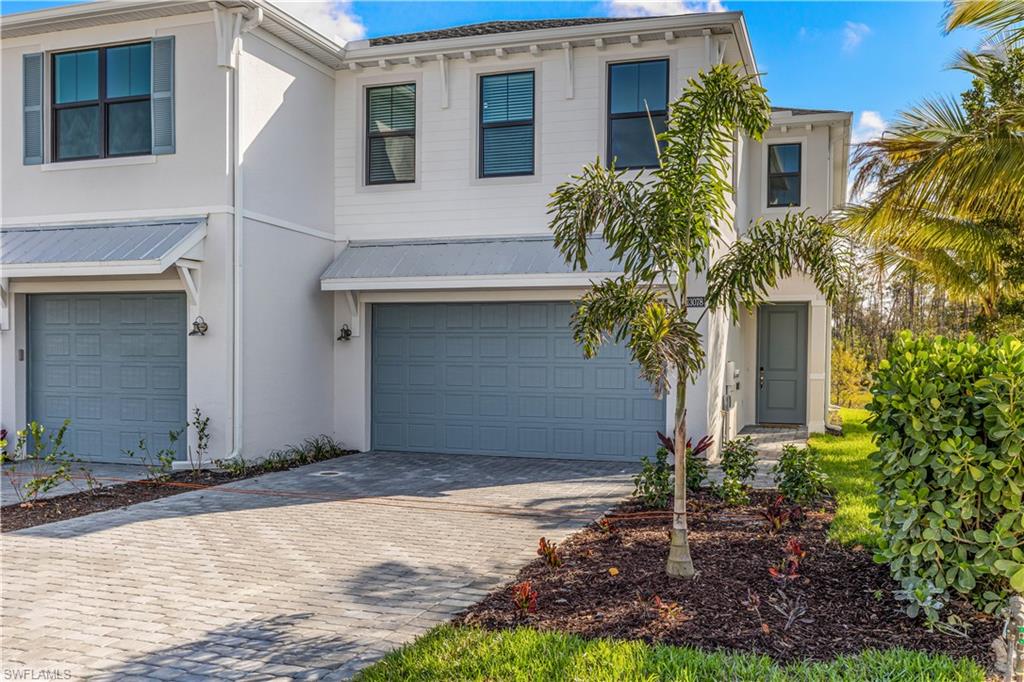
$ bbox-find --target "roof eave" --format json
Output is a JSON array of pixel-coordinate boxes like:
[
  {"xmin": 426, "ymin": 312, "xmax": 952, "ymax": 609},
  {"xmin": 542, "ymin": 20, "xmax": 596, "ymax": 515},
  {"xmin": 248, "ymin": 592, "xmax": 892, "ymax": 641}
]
[{"xmin": 347, "ymin": 13, "xmax": 754, "ymax": 74}]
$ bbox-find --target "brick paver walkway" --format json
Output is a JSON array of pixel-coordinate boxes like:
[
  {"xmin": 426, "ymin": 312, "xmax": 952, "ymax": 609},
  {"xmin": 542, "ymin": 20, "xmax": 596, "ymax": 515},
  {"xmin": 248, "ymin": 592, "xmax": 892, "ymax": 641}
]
[{"xmin": 1, "ymin": 452, "xmax": 634, "ymax": 680}]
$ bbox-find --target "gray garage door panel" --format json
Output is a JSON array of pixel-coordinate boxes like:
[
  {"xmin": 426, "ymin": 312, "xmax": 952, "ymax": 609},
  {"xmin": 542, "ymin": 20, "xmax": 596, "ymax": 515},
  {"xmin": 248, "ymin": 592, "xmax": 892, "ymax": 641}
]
[
  {"xmin": 371, "ymin": 302, "xmax": 664, "ymax": 461},
  {"xmin": 28, "ymin": 293, "xmax": 187, "ymax": 464}
]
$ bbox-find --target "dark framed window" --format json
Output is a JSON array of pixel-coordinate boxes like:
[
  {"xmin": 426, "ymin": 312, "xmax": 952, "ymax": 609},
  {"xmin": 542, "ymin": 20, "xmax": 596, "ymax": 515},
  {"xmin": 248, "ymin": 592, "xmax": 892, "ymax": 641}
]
[
  {"xmin": 52, "ymin": 42, "xmax": 152, "ymax": 162},
  {"xmin": 767, "ymin": 143, "xmax": 802, "ymax": 207},
  {"xmin": 479, "ymin": 71, "xmax": 534, "ymax": 177},
  {"xmin": 607, "ymin": 59, "xmax": 668, "ymax": 169},
  {"xmin": 366, "ymin": 83, "xmax": 416, "ymax": 184}
]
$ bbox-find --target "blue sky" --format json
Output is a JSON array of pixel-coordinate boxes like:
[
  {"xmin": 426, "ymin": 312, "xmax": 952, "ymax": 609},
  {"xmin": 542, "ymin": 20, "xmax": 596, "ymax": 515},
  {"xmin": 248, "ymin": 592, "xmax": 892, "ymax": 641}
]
[{"xmin": 2, "ymin": 1, "xmax": 982, "ymax": 141}]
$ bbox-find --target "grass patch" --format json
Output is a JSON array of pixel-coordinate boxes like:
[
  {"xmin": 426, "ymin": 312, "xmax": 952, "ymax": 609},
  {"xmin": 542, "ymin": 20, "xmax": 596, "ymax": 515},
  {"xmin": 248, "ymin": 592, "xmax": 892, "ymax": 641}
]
[
  {"xmin": 810, "ymin": 407, "xmax": 880, "ymax": 547},
  {"xmin": 355, "ymin": 625, "xmax": 986, "ymax": 682}
]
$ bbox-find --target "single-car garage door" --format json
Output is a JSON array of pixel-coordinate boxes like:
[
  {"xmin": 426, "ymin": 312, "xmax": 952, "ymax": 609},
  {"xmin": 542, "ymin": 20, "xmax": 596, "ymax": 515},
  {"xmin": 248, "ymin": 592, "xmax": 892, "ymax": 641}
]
[
  {"xmin": 28, "ymin": 293, "xmax": 187, "ymax": 464},
  {"xmin": 371, "ymin": 302, "xmax": 664, "ymax": 461}
]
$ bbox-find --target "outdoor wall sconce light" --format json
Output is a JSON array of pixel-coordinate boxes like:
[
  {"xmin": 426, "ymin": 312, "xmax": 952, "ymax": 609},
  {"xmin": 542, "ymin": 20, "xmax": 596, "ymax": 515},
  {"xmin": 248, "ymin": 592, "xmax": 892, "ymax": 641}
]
[
  {"xmin": 337, "ymin": 324, "xmax": 352, "ymax": 341},
  {"xmin": 188, "ymin": 316, "xmax": 208, "ymax": 337}
]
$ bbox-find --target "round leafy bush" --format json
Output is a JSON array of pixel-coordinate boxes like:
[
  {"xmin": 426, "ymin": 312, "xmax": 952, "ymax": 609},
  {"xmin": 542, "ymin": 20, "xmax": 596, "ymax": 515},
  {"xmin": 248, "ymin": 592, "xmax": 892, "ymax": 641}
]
[
  {"xmin": 713, "ymin": 436, "xmax": 758, "ymax": 505},
  {"xmin": 772, "ymin": 444, "xmax": 830, "ymax": 505},
  {"xmin": 868, "ymin": 332, "xmax": 1024, "ymax": 618}
]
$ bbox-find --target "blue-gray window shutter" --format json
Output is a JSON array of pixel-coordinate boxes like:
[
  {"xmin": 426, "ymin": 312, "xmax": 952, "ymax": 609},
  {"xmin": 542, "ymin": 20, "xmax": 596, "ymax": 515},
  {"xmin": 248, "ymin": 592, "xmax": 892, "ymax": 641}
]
[
  {"xmin": 23, "ymin": 52, "xmax": 44, "ymax": 165},
  {"xmin": 151, "ymin": 36, "xmax": 175, "ymax": 155}
]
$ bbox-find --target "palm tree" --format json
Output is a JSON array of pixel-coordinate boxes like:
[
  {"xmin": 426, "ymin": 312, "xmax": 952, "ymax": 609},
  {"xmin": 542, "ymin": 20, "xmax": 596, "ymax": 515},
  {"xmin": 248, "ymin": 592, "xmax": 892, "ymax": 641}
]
[
  {"xmin": 946, "ymin": 0, "xmax": 1024, "ymax": 45},
  {"xmin": 845, "ymin": 24, "xmax": 1024, "ymax": 322},
  {"xmin": 548, "ymin": 64, "xmax": 843, "ymax": 578}
]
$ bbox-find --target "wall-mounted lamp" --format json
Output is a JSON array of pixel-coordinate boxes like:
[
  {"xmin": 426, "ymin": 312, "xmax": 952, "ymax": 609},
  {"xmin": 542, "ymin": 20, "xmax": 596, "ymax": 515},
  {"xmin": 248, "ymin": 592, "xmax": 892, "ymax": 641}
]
[
  {"xmin": 337, "ymin": 324, "xmax": 352, "ymax": 341},
  {"xmin": 188, "ymin": 316, "xmax": 208, "ymax": 337}
]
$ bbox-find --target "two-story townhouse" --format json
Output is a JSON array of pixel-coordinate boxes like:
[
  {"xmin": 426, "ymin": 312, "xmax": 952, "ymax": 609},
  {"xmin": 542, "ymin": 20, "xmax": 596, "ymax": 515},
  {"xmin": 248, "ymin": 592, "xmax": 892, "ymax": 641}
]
[
  {"xmin": 1, "ymin": 0, "xmax": 340, "ymax": 464},
  {"xmin": 324, "ymin": 16, "xmax": 851, "ymax": 461},
  {"xmin": 1, "ymin": 1, "xmax": 850, "ymax": 468}
]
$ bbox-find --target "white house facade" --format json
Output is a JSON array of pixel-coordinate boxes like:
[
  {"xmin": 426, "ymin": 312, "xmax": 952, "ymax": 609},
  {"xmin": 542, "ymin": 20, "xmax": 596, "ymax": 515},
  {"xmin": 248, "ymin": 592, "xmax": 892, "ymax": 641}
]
[{"xmin": 0, "ymin": 1, "xmax": 850, "ymax": 467}]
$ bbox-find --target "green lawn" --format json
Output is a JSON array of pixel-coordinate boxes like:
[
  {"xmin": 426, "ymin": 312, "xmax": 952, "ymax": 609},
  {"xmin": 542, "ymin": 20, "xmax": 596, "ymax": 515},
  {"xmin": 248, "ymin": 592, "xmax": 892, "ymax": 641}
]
[
  {"xmin": 810, "ymin": 407, "xmax": 881, "ymax": 547},
  {"xmin": 355, "ymin": 625, "xmax": 985, "ymax": 682}
]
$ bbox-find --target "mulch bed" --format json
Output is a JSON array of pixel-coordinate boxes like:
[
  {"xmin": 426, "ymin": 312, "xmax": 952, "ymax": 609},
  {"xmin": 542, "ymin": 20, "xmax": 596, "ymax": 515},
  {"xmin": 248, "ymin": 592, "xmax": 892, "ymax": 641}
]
[
  {"xmin": 458, "ymin": 490, "xmax": 999, "ymax": 665},
  {"xmin": 1, "ymin": 470, "xmax": 245, "ymax": 533}
]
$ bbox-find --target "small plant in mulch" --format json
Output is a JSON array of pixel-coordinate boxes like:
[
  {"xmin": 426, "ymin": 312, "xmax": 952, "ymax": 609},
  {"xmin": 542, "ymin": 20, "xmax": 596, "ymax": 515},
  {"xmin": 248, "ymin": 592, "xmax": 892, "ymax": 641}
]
[
  {"xmin": 768, "ymin": 538, "xmax": 807, "ymax": 583},
  {"xmin": 760, "ymin": 496, "xmax": 805, "ymax": 535},
  {"xmin": 657, "ymin": 431, "xmax": 714, "ymax": 492},
  {"xmin": 768, "ymin": 589, "xmax": 813, "ymax": 632},
  {"xmin": 651, "ymin": 595, "xmax": 689, "ymax": 622},
  {"xmin": 596, "ymin": 518, "xmax": 615, "ymax": 534},
  {"xmin": 537, "ymin": 537, "xmax": 562, "ymax": 568},
  {"xmin": 741, "ymin": 588, "xmax": 771, "ymax": 635},
  {"xmin": 512, "ymin": 581, "xmax": 537, "ymax": 613}
]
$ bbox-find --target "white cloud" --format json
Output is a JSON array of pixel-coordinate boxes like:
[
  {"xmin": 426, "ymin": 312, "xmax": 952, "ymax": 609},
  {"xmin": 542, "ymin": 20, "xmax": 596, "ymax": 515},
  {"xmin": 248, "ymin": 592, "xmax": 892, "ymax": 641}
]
[
  {"xmin": 268, "ymin": 1, "xmax": 365, "ymax": 45},
  {"xmin": 851, "ymin": 110, "xmax": 886, "ymax": 144},
  {"xmin": 841, "ymin": 21, "xmax": 870, "ymax": 53},
  {"xmin": 605, "ymin": 0, "xmax": 727, "ymax": 18}
]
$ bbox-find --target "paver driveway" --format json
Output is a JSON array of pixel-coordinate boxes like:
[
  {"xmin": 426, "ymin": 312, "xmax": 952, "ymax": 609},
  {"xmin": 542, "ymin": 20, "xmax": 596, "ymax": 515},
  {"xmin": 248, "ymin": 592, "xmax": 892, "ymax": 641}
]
[{"xmin": 1, "ymin": 452, "xmax": 634, "ymax": 680}]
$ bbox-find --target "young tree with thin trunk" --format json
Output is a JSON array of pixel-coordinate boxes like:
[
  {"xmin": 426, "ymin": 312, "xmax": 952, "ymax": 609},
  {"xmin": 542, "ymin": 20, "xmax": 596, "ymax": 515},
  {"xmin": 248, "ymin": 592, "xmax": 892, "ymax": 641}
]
[{"xmin": 548, "ymin": 64, "xmax": 843, "ymax": 577}]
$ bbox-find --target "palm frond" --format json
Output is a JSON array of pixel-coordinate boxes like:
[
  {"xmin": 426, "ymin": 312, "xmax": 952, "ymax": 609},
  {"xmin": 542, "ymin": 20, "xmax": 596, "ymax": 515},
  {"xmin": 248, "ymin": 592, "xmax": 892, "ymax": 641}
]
[
  {"xmin": 945, "ymin": 0, "xmax": 1024, "ymax": 45},
  {"xmin": 706, "ymin": 213, "xmax": 844, "ymax": 320}
]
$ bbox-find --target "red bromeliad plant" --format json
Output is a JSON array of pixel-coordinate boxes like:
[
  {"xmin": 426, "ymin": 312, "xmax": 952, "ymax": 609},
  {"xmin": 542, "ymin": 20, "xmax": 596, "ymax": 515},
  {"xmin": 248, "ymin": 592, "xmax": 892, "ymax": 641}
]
[
  {"xmin": 537, "ymin": 537, "xmax": 562, "ymax": 568},
  {"xmin": 512, "ymin": 581, "xmax": 538, "ymax": 613}
]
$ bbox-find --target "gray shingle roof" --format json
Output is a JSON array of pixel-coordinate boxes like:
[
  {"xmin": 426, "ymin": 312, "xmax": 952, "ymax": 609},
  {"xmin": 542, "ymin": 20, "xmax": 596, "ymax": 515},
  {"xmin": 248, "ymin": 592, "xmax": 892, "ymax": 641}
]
[
  {"xmin": 772, "ymin": 106, "xmax": 847, "ymax": 116},
  {"xmin": 368, "ymin": 18, "xmax": 638, "ymax": 46},
  {"xmin": 1, "ymin": 217, "xmax": 205, "ymax": 268},
  {"xmin": 321, "ymin": 235, "xmax": 620, "ymax": 281}
]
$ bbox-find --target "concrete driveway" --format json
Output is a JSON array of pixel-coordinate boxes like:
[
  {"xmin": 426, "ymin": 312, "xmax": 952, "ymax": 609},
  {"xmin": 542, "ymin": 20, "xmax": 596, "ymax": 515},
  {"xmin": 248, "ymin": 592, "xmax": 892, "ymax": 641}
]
[{"xmin": 0, "ymin": 452, "xmax": 634, "ymax": 680}]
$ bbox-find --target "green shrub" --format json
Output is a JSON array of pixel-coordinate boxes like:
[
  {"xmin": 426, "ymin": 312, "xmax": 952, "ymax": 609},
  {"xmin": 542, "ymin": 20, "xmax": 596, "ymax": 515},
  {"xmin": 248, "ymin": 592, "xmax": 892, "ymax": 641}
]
[
  {"xmin": 713, "ymin": 436, "xmax": 758, "ymax": 505},
  {"xmin": 773, "ymin": 444, "xmax": 830, "ymax": 505},
  {"xmin": 868, "ymin": 332, "xmax": 1024, "ymax": 619},
  {"xmin": 633, "ymin": 447, "xmax": 672, "ymax": 508}
]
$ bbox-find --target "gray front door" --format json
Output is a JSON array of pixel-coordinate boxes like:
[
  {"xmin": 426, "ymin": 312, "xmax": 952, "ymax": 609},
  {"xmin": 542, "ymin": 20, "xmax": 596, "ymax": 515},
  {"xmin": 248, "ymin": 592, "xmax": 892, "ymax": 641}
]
[
  {"xmin": 756, "ymin": 303, "xmax": 808, "ymax": 425},
  {"xmin": 371, "ymin": 302, "xmax": 665, "ymax": 461},
  {"xmin": 27, "ymin": 293, "xmax": 187, "ymax": 463}
]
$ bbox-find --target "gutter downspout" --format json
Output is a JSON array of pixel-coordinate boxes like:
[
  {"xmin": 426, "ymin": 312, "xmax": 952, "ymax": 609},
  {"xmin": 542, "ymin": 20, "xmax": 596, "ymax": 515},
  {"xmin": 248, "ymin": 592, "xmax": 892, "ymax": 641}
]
[{"xmin": 213, "ymin": 4, "xmax": 262, "ymax": 462}]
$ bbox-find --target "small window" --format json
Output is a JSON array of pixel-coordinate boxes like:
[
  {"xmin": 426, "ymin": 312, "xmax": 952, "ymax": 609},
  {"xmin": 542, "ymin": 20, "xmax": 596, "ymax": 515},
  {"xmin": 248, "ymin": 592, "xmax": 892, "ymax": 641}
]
[
  {"xmin": 366, "ymin": 83, "xmax": 416, "ymax": 184},
  {"xmin": 607, "ymin": 59, "xmax": 668, "ymax": 169},
  {"xmin": 480, "ymin": 71, "xmax": 534, "ymax": 177},
  {"xmin": 767, "ymin": 143, "xmax": 801, "ymax": 207},
  {"xmin": 52, "ymin": 43, "xmax": 152, "ymax": 161}
]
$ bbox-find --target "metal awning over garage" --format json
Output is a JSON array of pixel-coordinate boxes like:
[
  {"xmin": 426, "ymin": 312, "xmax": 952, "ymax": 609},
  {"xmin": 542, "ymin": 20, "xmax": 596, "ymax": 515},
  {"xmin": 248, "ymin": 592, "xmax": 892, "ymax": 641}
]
[
  {"xmin": 0, "ymin": 217, "xmax": 206, "ymax": 278},
  {"xmin": 320, "ymin": 235, "xmax": 621, "ymax": 291}
]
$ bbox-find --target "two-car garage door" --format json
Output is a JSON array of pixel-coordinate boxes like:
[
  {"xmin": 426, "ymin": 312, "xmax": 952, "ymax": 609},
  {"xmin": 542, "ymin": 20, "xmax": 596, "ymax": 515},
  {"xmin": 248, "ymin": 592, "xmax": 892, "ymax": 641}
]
[
  {"xmin": 371, "ymin": 302, "xmax": 665, "ymax": 461},
  {"xmin": 27, "ymin": 293, "xmax": 187, "ymax": 464}
]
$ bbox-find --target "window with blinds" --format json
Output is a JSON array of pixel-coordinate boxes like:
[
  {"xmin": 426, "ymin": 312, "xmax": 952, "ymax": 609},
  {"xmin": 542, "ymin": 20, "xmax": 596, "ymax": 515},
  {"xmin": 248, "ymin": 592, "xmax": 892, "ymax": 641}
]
[
  {"xmin": 607, "ymin": 59, "xmax": 668, "ymax": 169},
  {"xmin": 366, "ymin": 83, "xmax": 416, "ymax": 184},
  {"xmin": 479, "ymin": 71, "xmax": 534, "ymax": 177}
]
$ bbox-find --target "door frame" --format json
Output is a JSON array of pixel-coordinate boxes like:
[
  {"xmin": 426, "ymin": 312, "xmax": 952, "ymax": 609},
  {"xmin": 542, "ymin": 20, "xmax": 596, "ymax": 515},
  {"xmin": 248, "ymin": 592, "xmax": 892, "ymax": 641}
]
[{"xmin": 755, "ymin": 302, "xmax": 809, "ymax": 425}]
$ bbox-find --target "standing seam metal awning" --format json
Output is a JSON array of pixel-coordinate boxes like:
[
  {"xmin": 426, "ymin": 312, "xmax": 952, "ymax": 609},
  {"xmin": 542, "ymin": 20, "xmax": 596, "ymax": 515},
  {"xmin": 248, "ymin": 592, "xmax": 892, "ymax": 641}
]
[
  {"xmin": 320, "ymin": 235, "xmax": 622, "ymax": 291},
  {"xmin": 0, "ymin": 217, "xmax": 206, "ymax": 278}
]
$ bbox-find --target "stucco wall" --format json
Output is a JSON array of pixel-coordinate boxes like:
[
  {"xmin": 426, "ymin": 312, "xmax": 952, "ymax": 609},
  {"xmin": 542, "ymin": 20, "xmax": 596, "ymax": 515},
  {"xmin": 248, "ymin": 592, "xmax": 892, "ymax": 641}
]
[
  {"xmin": 236, "ymin": 33, "xmax": 337, "ymax": 457},
  {"xmin": 1, "ymin": 13, "xmax": 231, "ymax": 222}
]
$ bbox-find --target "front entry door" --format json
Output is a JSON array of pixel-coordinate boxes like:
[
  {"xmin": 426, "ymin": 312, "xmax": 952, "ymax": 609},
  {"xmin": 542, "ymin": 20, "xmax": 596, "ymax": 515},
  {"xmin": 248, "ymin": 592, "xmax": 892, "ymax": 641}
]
[{"xmin": 757, "ymin": 303, "xmax": 808, "ymax": 425}]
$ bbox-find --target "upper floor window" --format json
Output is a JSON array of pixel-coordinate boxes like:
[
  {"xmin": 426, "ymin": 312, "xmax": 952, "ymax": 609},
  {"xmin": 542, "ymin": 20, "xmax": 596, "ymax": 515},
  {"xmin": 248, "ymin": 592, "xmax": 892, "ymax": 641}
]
[
  {"xmin": 53, "ymin": 43, "xmax": 152, "ymax": 161},
  {"xmin": 767, "ymin": 143, "xmax": 802, "ymax": 207},
  {"xmin": 479, "ymin": 71, "xmax": 534, "ymax": 177},
  {"xmin": 366, "ymin": 83, "xmax": 415, "ymax": 184},
  {"xmin": 607, "ymin": 59, "xmax": 668, "ymax": 169}
]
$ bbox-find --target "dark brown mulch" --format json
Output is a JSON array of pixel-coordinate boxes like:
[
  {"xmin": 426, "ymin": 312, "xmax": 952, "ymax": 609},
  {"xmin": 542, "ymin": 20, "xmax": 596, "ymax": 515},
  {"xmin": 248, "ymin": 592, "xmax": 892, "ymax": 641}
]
[
  {"xmin": 1, "ymin": 470, "xmax": 245, "ymax": 532},
  {"xmin": 458, "ymin": 490, "xmax": 999, "ymax": 665}
]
